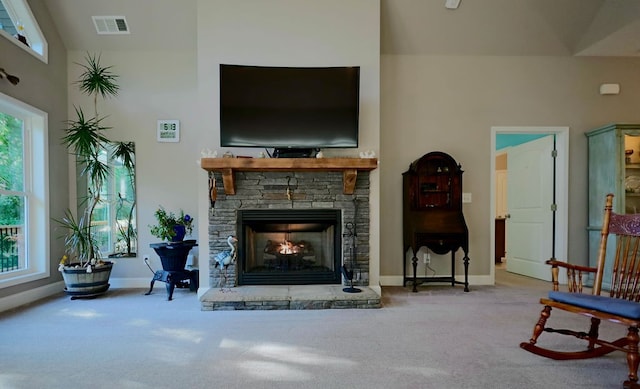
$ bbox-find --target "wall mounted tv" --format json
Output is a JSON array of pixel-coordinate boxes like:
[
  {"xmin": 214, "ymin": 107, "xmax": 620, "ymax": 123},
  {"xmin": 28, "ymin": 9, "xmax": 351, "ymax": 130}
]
[{"xmin": 219, "ymin": 64, "xmax": 360, "ymax": 155}]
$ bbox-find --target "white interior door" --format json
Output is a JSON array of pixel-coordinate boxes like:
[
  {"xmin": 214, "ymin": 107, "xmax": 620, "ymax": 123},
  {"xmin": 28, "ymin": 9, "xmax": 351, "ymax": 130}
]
[{"xmin": 505, "ymin": 135, "xmax": 554, "ymax": 281}]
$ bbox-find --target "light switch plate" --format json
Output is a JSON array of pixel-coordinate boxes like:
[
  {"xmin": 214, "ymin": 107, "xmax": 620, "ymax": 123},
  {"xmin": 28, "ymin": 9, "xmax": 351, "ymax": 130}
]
[{"xmin": 462, "ymin": 192, "xmax": 472, "ymax": 203}]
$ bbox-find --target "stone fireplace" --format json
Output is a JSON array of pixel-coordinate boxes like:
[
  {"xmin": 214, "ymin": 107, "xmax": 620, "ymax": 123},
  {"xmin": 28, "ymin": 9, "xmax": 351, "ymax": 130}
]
[{"xmin": 202, "ymin": 158, "xmax": 376, "ymax": 291}]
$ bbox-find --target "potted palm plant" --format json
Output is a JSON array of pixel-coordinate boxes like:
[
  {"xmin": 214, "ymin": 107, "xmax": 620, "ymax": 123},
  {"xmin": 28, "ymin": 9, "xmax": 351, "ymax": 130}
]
[{"xmin": 56, "ymin": 53, "xmax": 128, "ymax": 298}]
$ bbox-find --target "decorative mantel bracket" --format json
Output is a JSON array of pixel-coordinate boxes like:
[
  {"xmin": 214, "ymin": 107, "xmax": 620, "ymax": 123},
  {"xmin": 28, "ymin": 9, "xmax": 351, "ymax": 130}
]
[{"xmin": 200, "ymin": 157, "xmax": 378, "ymax": 195}]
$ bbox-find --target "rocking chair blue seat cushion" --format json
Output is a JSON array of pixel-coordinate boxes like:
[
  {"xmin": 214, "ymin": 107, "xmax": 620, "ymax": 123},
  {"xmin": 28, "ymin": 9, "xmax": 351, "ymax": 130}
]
[{"xmin": 549, "ymin": 291, "xmax": 640, "ymax": 320}]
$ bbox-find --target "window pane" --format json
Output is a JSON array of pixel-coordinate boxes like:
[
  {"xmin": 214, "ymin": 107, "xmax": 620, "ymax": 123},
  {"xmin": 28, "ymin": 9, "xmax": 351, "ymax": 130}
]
[
  {"xmin": 0, "ymin": 0, "xmax": 48, "ymax": 62},
  {"xmin": 81, "ymin": 143, "xmax": 137, "ymax": 257},
  {"xmin": 92, "ymin": 202, "xmax": 111, "ymax": 256},
  {"xmin": 0, "ymin": 194, "xmax": 25, "ymax": 272},
  {"xmin": 0, "ymin": 1, "xmax": 18, "ymax": 36},
  {"xmin": 114, "ymin": 159, "xmax": 136, "ymax": 255},
  {"xmin": 0, "ymin": 112, "xmax": 24, "ymax": 192},
  {"xmin": 0, "ymin": 110, "xmax": 27, "ymax": 273},
  {"xmin": 0, "ymin": 92, "xmax": 49, "ymax": 287}
]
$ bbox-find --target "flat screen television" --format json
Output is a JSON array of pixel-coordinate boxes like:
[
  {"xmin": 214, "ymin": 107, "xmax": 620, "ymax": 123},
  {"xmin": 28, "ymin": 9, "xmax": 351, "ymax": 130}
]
[{"xmin": 219, "ymin": 64, "xmax": 360, "ymax": 156}]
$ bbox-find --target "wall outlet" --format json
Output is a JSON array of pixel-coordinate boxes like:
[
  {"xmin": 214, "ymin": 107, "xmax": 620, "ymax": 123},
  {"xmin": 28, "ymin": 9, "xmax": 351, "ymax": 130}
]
[{"xmin": 423, "ymin": 252, "xmax": 430, "ymax": 264}]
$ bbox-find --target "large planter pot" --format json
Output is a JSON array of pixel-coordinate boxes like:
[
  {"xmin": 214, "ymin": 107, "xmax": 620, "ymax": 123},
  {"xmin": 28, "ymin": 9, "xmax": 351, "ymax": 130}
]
[
  {"xmin": 61, "ymin": 261, "xmax": 113, "ymax": 299},
  {"xmin": 150, "ymin": 239, "xmax": 197, "ymax": 271}
]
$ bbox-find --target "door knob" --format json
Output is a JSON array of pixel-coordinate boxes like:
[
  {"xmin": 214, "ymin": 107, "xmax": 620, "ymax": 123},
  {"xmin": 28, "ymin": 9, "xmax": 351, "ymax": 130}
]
[{"xmin": 505, "ymin": 214, "xmax": 511, "ymax": 218}]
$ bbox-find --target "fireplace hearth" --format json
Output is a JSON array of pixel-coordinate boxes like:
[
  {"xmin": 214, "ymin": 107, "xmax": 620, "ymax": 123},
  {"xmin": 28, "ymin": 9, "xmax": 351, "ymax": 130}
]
[
  {"xmin": 238, "ymin": 209, "xmax": 341, "ymax": 285},
  {"xmin": 202, "ymin": 160, "xmax": 376, "ymax": 301}
]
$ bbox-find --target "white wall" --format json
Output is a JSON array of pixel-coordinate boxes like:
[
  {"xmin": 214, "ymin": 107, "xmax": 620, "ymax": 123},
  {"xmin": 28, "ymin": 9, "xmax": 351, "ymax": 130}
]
[
  {"xmin": 65, "ymin": 48, "xmax": 200, "ymax": 285},
  {"xmin": 380, "ymin": 54, "xmax": 640, "ymax": 286}
]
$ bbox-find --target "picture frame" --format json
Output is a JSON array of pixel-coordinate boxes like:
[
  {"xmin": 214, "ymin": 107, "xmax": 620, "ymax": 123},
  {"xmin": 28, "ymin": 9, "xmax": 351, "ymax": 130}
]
[{"xmin": 157, "ymin": 120, "xmax": 180, "ymax": 143}]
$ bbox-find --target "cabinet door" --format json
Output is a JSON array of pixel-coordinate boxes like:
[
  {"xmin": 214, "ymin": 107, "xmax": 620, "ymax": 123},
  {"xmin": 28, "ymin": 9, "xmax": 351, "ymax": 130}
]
[
  {"xmin": 417, "ymin": 173, "xmax": 451, "ymax": 208},
  {"xmin": 587, "ymin": 130, "xmax": 617, "ymax": 278},
  {"xmin": 588, "ymin": 129, "xmax": 620, "ymax": 221},
  {"xmin": 412, "ymin": 156, "xmax": 459, "ymax": 210},
  {"xmin": 624, "ymin": 133, "xmax": 640, "ymax": 214},
  {"xmin": 586, "ymin": 125, "xmax": 640, "ymax": 288}
]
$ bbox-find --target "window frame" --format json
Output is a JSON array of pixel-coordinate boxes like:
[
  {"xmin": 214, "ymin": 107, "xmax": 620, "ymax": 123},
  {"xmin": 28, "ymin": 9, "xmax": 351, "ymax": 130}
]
[
  {"xmin": 0, "ymin": 0, "xmax": 48, "ymax": 63},
  {"xmin": 0, "ymin": 92, "xmax": 49, "ymax": 287}
]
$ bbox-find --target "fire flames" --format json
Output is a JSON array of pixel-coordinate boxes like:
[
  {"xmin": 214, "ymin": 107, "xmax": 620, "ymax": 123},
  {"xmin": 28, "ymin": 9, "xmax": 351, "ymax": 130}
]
[{"xmin": 265, "ymin": 239, "xmax": 311, "ymax": 256}]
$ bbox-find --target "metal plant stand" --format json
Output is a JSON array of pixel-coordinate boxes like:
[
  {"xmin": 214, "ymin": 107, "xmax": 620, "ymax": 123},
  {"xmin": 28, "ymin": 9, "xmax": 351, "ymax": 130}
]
[{"xmin": 146, "ymin": 240, "xmax": 198, "ymax": 300}]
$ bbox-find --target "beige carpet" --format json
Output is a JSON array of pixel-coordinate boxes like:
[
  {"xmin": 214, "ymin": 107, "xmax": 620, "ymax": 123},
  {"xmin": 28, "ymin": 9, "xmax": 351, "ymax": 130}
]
[{"xmin": 0, "ymin": 269, "xmax": 629, "ymax": 389}]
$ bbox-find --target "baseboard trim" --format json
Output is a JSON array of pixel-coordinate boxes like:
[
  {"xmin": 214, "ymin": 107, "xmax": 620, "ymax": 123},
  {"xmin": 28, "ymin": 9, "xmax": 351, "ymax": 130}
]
[
  {"xmin": 0, "ymin": 278, "xmax": 152, "ymax": 313},
  {"xmin": 0, "ymin": 281, "xmax": 64, "ymax": 313},
  {"xmin": 109, "ymin": 277, "xmax": 152, "ymax": 289},
  {"xmin": 379, "ymin": 275, "xmax": 493, "ymax": 287}
]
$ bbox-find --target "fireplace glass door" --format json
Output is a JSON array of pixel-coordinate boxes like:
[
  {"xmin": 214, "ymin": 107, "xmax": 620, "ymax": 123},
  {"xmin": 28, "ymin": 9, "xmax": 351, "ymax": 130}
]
[{"xmin": 237, "ymin": 209, "xmax": 341, "ymax": 285}]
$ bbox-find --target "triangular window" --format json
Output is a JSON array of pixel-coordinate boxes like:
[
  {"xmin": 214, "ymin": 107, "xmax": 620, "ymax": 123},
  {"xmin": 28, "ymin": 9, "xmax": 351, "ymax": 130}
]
[{"xmin": 0, "ymin": 0, "xmax": 48, "ymax": 63}]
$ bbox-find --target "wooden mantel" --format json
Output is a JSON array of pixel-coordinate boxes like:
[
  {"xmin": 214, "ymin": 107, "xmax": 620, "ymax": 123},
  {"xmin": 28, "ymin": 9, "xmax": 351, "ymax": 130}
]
[{"xmin": 200, "ymin": 157, "xmax": 378, "ymax": 195}]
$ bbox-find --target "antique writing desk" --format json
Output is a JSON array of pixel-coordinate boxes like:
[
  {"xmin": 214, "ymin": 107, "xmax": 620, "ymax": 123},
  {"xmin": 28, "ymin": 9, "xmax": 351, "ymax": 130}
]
[{"xmin": 402, "ymin": 152, "xmax": 470, "ymax": 292}]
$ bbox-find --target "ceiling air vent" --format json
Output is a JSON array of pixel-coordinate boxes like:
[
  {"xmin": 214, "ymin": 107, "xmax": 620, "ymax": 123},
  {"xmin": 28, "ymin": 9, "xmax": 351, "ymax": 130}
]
[{"xmin": 92, "ymin": 16, "xmax": 129, "ymax": 35}]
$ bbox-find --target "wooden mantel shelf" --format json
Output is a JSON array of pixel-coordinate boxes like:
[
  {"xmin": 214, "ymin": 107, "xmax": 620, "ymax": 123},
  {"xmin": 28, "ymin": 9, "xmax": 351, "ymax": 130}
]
[{"xmin": 200, "ymin": 157, "xmax": 378, "ymax": 195}]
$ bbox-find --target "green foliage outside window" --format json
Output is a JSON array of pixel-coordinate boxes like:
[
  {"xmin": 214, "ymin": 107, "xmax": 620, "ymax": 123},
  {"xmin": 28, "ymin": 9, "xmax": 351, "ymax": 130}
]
[
  {"xmin": 0, "ymin": 112, "xmax": 24, "ymax": 271},
  {"xmin": 0, "ymin": 112, "xmax": 24, "ymax": 225}
]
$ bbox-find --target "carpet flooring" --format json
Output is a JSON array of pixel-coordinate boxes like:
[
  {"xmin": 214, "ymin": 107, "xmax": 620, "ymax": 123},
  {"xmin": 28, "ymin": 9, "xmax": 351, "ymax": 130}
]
[{"xmin": 0, "ymin": 269, "xmax": 630, "ymax": 389}]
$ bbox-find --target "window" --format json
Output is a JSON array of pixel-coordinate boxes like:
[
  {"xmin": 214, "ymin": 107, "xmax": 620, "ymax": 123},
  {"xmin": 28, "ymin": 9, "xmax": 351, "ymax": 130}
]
[
  {"xmin": 0, "ymin": 92, "xmax": 48, "ymax": 287},
  {"xmin": 78, "ymin": 142, "xmax": 137, "ymax": 258},
  {"xmin": 0, "ymin": 0, "xmax": 47, "ymax": 63}
]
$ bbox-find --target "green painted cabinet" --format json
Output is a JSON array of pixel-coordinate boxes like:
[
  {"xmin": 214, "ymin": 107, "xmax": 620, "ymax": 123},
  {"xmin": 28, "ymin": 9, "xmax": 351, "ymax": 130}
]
[{"xmin": 586, "ymin": 123, "xmax": 640, "ymax": 290}]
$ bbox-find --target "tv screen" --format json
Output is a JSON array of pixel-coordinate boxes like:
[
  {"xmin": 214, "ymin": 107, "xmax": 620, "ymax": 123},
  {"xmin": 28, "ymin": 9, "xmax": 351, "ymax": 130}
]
[{"xmin": 219, "ymin": 64, "xmax": 360, "ymax": 149}]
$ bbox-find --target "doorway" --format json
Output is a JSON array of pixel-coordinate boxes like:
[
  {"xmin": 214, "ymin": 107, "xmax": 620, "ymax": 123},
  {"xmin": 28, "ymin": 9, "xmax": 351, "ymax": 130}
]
[{"xmin": 490, "ymin": 127, "xmax": 569, "ymax": 283}]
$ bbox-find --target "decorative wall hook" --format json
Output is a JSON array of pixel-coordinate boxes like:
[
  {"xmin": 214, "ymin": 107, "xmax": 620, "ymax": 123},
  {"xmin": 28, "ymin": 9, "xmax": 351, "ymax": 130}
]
[
  {"xmin": 209, "ymin": 175, "xmax": 217, "ymax": 213},
  {"xmin": 285, "ymin": 176, "xmax": 298, "ymax": 202},
  {"xmin": 0, "ymin": 68, "xmax": 19, "ymax": 85}
]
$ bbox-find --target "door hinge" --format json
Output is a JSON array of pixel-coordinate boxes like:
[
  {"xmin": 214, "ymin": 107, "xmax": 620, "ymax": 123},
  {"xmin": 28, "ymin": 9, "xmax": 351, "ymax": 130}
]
[
  {"xmin": 550, "ymin": 203, "xmax": 557, "ymax": 211},
  {"xmin": 551, "ymin": 149, "xmax": 558, "ymax": 158}
]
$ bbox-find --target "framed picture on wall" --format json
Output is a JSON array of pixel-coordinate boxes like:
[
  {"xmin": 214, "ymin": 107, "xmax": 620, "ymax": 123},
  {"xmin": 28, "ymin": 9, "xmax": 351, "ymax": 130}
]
[{"xmin": 157, "ymin": 120, "xmax": 180, "ymax": 142}]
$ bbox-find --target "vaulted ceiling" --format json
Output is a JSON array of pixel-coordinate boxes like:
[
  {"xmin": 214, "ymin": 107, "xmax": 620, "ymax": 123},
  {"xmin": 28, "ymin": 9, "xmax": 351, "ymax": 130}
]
[{"xmin": 44, "ymin": 0, "xmax": 640, "ymax": 57}]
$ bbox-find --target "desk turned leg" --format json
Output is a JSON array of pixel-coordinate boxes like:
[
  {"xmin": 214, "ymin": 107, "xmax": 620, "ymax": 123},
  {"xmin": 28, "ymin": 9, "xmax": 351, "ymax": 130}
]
[
  {"xmin": 450, "ymin": 252, "xmax": 456, "ymax": 287},
  {"xmin": 411, "ymin": 255, "xmax": 418, "ymax": 293},
  {"xmin": 463, "ymin": 255, "xmax": 470, "ymax": 292}
]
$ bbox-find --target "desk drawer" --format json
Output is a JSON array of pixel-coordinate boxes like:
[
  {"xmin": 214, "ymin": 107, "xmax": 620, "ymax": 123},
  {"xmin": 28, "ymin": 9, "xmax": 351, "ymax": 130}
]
[{"xmin": 414, "ymin": 234, "xmax": 463, "ymax": 254}]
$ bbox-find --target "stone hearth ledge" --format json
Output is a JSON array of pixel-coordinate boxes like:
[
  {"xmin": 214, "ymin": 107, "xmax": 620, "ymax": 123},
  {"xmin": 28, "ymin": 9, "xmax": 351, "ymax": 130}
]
[{"xmin": 200, "ymin": 285, "xmax": 381, "ymax": 310}]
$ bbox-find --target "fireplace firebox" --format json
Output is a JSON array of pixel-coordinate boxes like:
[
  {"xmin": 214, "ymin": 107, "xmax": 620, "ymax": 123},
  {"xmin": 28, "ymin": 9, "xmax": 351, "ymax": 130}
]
[{"xmin": 237, "ymin": 209, "xmax": 342, "ymax": 285}]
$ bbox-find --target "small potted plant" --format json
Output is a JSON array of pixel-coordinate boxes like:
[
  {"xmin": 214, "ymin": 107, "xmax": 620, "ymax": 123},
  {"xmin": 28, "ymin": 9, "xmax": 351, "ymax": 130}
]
[
  {"xmin": 149, "ymin": 206, "xmax": 196, "ymax": 272},
  {"xmin": 149, "ymin": 206, "xmax": 194, "ymax": 242}
]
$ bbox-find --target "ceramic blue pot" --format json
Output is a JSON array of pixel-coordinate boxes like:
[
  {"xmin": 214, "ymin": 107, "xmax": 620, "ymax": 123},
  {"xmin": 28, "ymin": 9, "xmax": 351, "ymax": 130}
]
[{"xmin": 172, "ymin": 225, "xmax": 186, "ymax": 242}]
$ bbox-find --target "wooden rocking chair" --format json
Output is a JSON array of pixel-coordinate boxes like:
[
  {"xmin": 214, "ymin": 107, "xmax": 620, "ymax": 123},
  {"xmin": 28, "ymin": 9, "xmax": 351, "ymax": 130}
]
[{"xmin": 520, "ymin": 193, "xmax": 640, "ymax": 389}]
